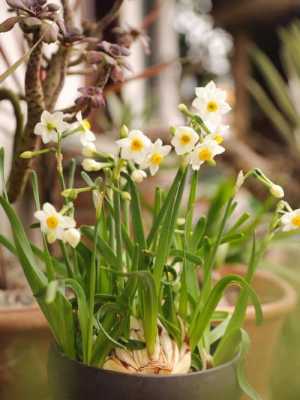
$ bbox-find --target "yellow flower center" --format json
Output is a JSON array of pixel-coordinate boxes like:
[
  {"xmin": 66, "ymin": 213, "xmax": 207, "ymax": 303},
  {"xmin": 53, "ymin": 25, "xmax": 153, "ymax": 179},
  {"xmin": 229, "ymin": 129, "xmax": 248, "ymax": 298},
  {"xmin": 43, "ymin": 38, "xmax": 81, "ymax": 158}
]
[
  {"xmin": 46, "ymin": 215, "xmax": 59, "ymax": 230},
  {"xmin": 150, "ymin": 153, "xmax": 163, "ymax": 166},
  {"xmin": 198, "ymin": 148, "xmax": 213, "ymax": 161},
  {"xmin": 47, "ymin": 122, "xmax": 56, "ymax": 132},
  {"xmin": 82, "ymin": 119, "xmax": 91, "ymax": 131},
  {"xmin": 292, "ymin": 215, "xmax": 300, "ymax": 228},
  {"xmin": 213, "ymin": 134, "xmax": 224, "ymax": 144},
  {"xmin": 180, "ymin": 133, "xmax": 191, "ymax": 145},
  {"xmin": 131, "ymin": 138, "xmax": 144, "ymax": 152},
  {"xmin": 207, "ymin": 101, "xmax": 219, "ymax": 113}
]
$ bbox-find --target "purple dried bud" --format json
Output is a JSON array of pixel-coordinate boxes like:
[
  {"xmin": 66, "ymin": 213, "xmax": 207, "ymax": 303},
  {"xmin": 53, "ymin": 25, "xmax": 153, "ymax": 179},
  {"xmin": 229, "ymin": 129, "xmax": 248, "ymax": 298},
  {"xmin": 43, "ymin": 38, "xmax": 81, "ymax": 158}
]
[
  {"xmin": 111, "ymin": 65, "xmax": 124, "ymax": 83},
  {"xmin": 76, "ymin": 87, "xmax": 105, "ymax": 109},
  {"xmin": 98, "ymin": 40, "xmax": 130, "ymax": 58},
  {"xmin": 63, "ymin": 28, "xmax": 83, "ymax": 44},
  {"xmin": 23, "ymin": 16, "xmax": 41, "ymax": 28},
  {"xmin": 86, "ymin": 51, "xmax": 104, "ymax": 65},
  {"xmin": 41, "ymin": 20, "xmax": 59, "ymax": 43}
]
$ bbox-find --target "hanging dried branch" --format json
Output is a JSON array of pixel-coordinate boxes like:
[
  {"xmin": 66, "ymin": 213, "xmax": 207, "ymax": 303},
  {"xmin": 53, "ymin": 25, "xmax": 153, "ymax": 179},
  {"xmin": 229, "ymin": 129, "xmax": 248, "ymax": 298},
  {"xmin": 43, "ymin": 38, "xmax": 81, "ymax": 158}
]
[
  {"xmin": 95, "ymin": 0, "xmax": 124, "ymax": 36},
  {"xmin": 8, "ymin": 32, "xmax": 44, "ymax": 202}
]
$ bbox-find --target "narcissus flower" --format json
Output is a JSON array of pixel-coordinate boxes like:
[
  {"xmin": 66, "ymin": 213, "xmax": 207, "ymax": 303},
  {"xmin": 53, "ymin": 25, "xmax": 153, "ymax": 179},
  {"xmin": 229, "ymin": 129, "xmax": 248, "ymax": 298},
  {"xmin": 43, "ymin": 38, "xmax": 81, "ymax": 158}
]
[
  {"xmin": 192, "ymin": 81, "xmax": 231, "ymax": 125},
  {"xmin": 171, "ymin": 127, "xmax": 199, "ymax": 155},
  {"xmin": 205, "ymin": 123, "xmax": 229, "ymax": 145},
  {"xmin": 131, "ymin": 169, "xmax": 147, "ymax": 183},
  {"xmin": 189, "ymin": 139, "xmax": 225, "ymax": 170},
  {"xmin": 116, "ymin": 130, "xmax": 151, "ymax": 163},
  {"xmin": 141, "ymin": 139, "xmax": 171, "ymax": 176},
  {"xmin": 62, "ymin": 228, "xmax": 81, "ymax": 248},
  {"xmin": 103, "ymin": 318, "xmax": 191, "ymax": 375},
  {"xmin": 281, "ymin": 209, "xmax": 300, "ymax": 231},
  {"xmin": 76, "ymin": 112, "xmax": 96, "ymax": 146},
  {"xmin": 34, "ymin": 203, "xmax": 76, "ymax": 244},
  {"xmin": 34, "ymin": 111, "xmax": 69, "ymax": 144}
]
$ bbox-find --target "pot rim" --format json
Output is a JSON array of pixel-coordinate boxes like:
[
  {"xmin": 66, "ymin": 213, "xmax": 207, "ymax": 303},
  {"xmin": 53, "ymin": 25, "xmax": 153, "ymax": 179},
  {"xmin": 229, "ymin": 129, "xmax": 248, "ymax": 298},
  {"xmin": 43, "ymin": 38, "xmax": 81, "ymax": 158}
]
[
  {"xmin": 220, "ymin": 266, "xmax": 298, "ymax": 320},
  {"xmin": 52, "ymin": 343, "xmax": 240, "ymax": 380}
]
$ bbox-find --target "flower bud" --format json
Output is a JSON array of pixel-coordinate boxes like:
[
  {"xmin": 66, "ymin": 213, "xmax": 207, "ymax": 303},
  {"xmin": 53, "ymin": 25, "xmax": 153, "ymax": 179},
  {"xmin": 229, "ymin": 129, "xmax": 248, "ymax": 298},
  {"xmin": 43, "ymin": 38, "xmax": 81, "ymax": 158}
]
[
  {"xmin": 235, "ymin": 170, "xmax": 245, "ymax": 193},
  {"xmin": 170, "ymin": 126, "xmax": 176, "ymax": 136},
  {"xmin": 82, "ymin": 159, "xmax": 102, "ymax": 172},
  {"xmin": 178, "ymin": 103, "xmax": 189, "ymax": 114},
  {"xmin": 120, "ymin": 125, "xmax": 129, "ymax": 138},
  {"xmin": 177, "ymin": 218, "xmax": 186, "ymax": 226},
  {"xmin": 121, "ymin": 191, "xmax": 131, "ymax": 201},
  {"xmin": 20, "ymin": 151, "xmax": 33, "ymax": 159},
  {"xmin": 62, "ymin": 228, "xmax": 81, "ymax": 248},
  {"xmin": 61, "ymin": 188, "xmax": 78, "ymax": 200},
  {"xmin": 131, "ymin": 169, "xmax": 147, "ymax": 183},
  {"xmin": 270, "ymin": 184, "xmax": 284, "ymax": 199},
  {"xmin": 82, "ymin": 142, "xmax": 96, "ymax": 158}
]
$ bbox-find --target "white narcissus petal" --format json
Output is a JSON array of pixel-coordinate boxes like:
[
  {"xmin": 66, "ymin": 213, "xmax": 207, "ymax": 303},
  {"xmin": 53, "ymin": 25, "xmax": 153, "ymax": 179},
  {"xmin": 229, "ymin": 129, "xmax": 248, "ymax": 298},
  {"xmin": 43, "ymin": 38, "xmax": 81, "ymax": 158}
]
[
  {"xmin": 116, "ymin": 130, "xmax": 151, "ymax": 164},
  {"xmin": 82, "ymin": 142, "xmax": 96, "ymax": 158},
  {"xmin": 141, "ymin": 139, "xmax": 171, "ymax": 176},
  {"xmin": 61, "ymin": 216, "xmax": 76, "ymax": 229},
  {"xmin": 192, "ymin": 80, "xmax": 231, "ymax": 124},
  {"xmin": 171, "ymin": 127, "xmax": 199, "ymax": 155},
  {"xmin": 43, "ymin": 202, "xmax": 57, "ymax": 214},
  {"xmin": 34, "ymin": 111, "xmax": 70, "ymax": 144},
  {"xmin": 281, "ymin": 209, "xmax": 300, "ymax": 231}
]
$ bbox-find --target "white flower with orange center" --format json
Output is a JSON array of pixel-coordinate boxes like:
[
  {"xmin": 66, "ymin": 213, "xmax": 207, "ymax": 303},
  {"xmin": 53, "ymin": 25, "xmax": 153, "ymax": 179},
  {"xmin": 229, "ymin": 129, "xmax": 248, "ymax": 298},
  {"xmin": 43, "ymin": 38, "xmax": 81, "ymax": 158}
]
[
  {"xmin": 76, "ymin": 112, "xmax": 96, "ymax": 146},
  {"xmin": 189, "ymin": 139, "xmax": 225, "ymax": 170},
  {"xmin": 116, "ymin": 130, "xmax": 151, "ymax": 163},
  {"xmin": 205, "ymin": 123, "xmax": 229, "ymax": 145},
  {"xmin": 141, "ymin": 139, "xmax": 171, "ymax": 176},
  {"xmin": 34, "ymin": 203, "xmax": 76, "ymax": 244},
  {"xmin": 171, "ymin": 127, "xmax": 199, "ymax": 155},
  {"xmin": 192, "ymin": 81, "xmax": 231, "ymax": 124},
  {"xmin": 34, "ymin": 111, "xmax": 70, "ymax": 144},
  {"xmin": 281, "ymin": 209, "xmax": 300, "ymax": 231}
]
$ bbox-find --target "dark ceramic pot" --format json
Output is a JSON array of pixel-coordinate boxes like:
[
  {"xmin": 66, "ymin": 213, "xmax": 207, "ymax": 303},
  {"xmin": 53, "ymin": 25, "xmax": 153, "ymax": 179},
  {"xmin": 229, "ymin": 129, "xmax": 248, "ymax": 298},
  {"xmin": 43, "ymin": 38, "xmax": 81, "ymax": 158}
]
[{"xmin": 48, "ymin": 345, "xmax": 241, "ymax": 400}]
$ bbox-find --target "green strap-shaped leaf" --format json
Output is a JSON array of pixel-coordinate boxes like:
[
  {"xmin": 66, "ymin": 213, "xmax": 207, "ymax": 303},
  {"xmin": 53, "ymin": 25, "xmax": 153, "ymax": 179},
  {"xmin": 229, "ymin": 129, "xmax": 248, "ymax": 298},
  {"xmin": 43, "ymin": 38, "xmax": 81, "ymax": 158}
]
[
  {"xmin": 237, "ymin": 330, "xmax": 262, "ymax": 400},
  {"xmin": 189, "ymin": 274, "xmax": 263, "ymax": 351}
]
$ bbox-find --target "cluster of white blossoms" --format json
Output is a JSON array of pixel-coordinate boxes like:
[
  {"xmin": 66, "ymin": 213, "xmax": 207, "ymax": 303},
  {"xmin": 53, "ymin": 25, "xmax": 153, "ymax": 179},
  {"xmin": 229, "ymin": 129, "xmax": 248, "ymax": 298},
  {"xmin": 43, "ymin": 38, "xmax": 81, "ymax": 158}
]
[
  {"xmin": 171, "ymin": 81, "xmax": 230, "ymax": 171},
  {"xmin": 116, "ymin": 131, "xmax": 172, "ymax": 181},
  {"xmin": 34, "ymin": 203, "xmax": 81, "ymax": 248},
  {"xmin": 34, "ymin": 110, "xmax": 96, "ymax": 146},
  {"xmin": 30, "ymin": 81, "xmax": 300, "ymax": 241}
]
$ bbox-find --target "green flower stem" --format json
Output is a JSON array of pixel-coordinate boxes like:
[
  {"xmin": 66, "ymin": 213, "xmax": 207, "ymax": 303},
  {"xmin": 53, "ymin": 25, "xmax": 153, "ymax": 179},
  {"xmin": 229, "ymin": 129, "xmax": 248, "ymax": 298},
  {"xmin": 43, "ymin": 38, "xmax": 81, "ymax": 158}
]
[
  {"xmin": 186, "ymin": 170, "xmax": 199, "ymax": 240},
  {"xmin": 56, "ymin": 136, "xmax": 66, "ymax": 192},
  {"xmin": 201, "ymin": 197, "xmax": 234, "ymax": 304},
  {"xmin": 42, "ymin": 237, "xmax": 55, "ymax": 281},
  {"xmin": 59, "ymin": 241, "xmax": 73, "ymax": 278},
  {"xmin": 113, "ymin": 179, "xmax": 123, "ymax": 272},
  {"xmin": 87, "ymin": 218, "xmax": 101, "ymax": 364}
]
